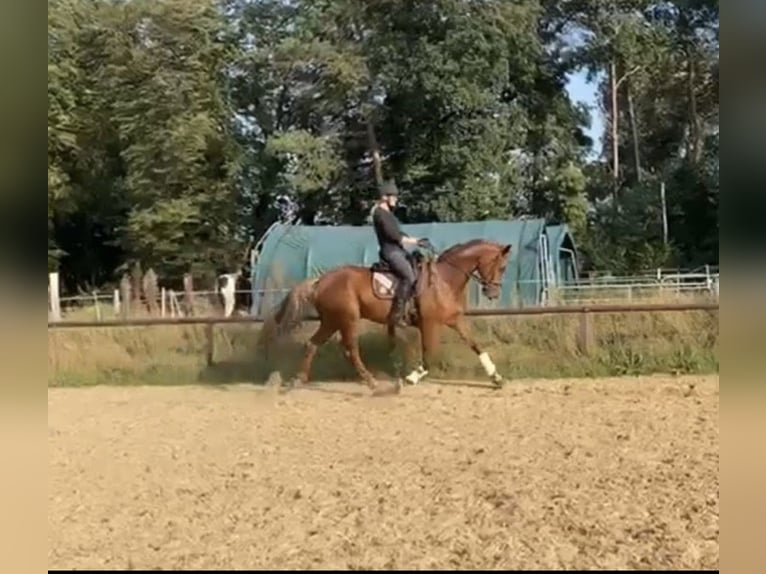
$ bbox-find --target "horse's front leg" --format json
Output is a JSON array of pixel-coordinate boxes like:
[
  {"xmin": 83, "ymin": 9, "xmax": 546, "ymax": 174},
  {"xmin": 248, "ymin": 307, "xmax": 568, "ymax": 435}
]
[{"xmin": 449, "ymin": 318, "xmax": 504, "ymax": 388}]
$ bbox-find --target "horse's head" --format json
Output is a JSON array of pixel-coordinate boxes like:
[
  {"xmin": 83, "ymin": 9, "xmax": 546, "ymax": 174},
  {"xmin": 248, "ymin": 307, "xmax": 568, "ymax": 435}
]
[
  {"xmin": 474, "ymin": 241, "xmax": 512, "ymax": 300},
  {"xmin": 438, "ymin": 240, "xmax": 512, "ymax": 300}
]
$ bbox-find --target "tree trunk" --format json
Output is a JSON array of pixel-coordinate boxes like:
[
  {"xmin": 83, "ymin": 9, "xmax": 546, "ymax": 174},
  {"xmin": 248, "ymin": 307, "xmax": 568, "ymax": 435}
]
[
  {"xmin": 610, "ymin": 58, "xmax": 619, "ymax": 198},
  {"xmin": 366, "ymin": 113, "xmax": 383, "ymax": 185},
  {"xmin": 687, "ymin": 53, "xmax": 702, "ymax": 165},
  {"xmin": 626, "ymin": 77, "xmax": 641, "ymax": 183}
]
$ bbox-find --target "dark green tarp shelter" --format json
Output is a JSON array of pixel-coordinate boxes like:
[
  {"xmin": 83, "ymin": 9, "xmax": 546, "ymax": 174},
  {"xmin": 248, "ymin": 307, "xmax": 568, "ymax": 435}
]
[
  {"xmin": 250, "ymin": 219, "xmax": 578, "ymax": 316},
  {"xmin": 544, "ymin": 224, "xmax": 579, "ymax": 284}
]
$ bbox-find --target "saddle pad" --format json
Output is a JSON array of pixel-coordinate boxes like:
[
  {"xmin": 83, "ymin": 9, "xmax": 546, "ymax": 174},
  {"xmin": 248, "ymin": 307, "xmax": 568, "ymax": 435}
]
[{"xmin": 372, "ymin": 271, "xmax": 396, "ymax": 299}]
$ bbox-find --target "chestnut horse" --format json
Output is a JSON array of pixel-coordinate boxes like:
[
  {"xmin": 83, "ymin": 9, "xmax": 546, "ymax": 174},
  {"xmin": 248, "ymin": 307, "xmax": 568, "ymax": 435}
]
[{"xmin": 263, "ymin": 239, "xmax": 512, "ymax": 393}]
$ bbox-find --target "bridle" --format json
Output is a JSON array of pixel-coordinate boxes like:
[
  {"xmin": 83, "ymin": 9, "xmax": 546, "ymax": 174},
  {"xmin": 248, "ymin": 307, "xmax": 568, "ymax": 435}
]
[{"xmin": 421, "ymin": 245, "xmax": 503, "ymax": 291}]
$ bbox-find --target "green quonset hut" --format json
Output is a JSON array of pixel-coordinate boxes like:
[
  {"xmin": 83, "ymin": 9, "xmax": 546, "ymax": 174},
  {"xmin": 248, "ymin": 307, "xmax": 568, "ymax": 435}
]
[{"xmin": 250, "ymin": 219, "xmax": 578, "ymax": 316}]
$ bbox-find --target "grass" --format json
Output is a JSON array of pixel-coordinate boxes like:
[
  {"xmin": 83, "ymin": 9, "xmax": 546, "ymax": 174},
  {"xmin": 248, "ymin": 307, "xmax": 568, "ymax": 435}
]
[{"xmin": 48, "ymin": 305, "xmax": 719, "ymax": 387}]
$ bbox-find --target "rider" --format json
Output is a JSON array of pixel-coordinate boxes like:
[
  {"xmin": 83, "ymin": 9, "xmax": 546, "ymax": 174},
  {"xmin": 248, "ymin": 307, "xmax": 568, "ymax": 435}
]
[{"xmin": 371, "ymin": 179, "xmax": 432, "ymax": 327}]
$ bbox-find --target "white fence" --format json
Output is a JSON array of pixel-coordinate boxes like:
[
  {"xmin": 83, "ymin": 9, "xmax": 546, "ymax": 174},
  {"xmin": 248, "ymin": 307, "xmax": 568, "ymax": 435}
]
[
  {"xmin": 52, "ymin": 288, "xmax": 265, "ymax": 322},
  {"xmin": 545, "ymin": 267, "xmax": 719, "ymax": 306},
  {"xmin": 51, "ymin": 267, "xmax": 719, "ymax": 323}
]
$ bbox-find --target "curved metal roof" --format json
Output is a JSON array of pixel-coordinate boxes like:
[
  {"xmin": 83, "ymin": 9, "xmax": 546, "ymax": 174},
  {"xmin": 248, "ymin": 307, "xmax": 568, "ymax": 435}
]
[{"xmin": 250, "ymin": 219, "xmax": 577, "ymax": 315}]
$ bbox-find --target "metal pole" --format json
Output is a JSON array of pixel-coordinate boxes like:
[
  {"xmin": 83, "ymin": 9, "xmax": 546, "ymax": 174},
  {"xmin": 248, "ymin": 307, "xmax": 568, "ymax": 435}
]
[{"xmin": 49, "ymin": 272, "xmax": 61, "ymax": 322}]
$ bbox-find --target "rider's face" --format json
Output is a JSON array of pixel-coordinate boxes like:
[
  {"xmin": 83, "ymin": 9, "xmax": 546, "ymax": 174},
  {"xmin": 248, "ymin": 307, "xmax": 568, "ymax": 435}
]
[{"xmin": 385, "ymin": 194, "xmax": 398, "ymax": 208}]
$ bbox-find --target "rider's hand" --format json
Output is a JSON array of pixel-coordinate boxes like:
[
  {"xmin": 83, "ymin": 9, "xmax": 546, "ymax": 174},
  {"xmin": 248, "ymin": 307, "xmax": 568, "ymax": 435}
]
[{"xmin": 417, "ymin": 237, "xmax": 433, "ymax": 250}]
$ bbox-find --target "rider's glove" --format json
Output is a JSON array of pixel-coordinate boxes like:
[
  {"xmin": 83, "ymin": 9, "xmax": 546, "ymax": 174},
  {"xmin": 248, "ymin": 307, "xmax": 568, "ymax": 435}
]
[{"xmin": 417, "ymin": 238, "xmax": 434, "ymax": 250}]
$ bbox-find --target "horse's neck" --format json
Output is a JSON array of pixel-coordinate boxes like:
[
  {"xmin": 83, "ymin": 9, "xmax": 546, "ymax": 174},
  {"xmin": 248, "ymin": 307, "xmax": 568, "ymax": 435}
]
[{"xmin": 434, "ymin": 253, "xmax": 475, "ymax": 296}]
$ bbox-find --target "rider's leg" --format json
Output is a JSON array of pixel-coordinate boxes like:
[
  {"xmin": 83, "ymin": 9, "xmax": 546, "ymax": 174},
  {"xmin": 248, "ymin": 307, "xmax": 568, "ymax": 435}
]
[{"xmin": 382, "ymin": 248, "xmax": 416, "ymax": 326}]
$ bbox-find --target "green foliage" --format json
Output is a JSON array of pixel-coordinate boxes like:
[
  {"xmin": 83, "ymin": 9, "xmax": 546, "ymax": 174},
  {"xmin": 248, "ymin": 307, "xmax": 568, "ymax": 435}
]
[
  {"xmin": 583, "ymin": 178, "xmax": 677, "ymax": 273},
  {"xmin": 48, "ymin": 0, "xmax": 718, "ymax": 291},
  {"xmin": 561, "ymin": 0, "xmax": 718, "ymax": 272},
  {"xmin": 48, "ymin": 0, "xmax": 244, "ymax": 286},
  {"xmin": 266, "ymin": 130, "xmax": 343, "ymax": 200}
]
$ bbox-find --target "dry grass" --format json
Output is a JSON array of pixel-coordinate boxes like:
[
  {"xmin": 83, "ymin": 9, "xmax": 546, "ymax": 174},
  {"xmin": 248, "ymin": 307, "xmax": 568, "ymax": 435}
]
[
  {"xmin": 48, "ymin": 304, "xmax": 718, "ymax": 387},
  {"xmin": 546, "ymin": 285, "xmax": 717, "ymax": 306}
]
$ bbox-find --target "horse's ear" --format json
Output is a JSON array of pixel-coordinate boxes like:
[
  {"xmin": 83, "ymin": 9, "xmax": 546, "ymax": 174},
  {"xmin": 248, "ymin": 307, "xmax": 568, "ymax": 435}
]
[{"xmin": 501, "ymin": 244, "xmax": 512, "ymax": 256}]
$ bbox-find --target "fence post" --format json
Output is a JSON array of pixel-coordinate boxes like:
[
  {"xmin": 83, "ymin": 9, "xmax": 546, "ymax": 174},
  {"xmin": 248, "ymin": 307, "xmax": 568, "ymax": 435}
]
[
  {"xmin": 205, "ymin": 323, "xmax": 215, "ymax": 366},
  {"xmin": 92, "ymin": 291, "xmax": 101, "ymax": 322},
  {"xmin": 119, "ymin": 275, "xmax": 131, "ymax": 320},
  {"xmin": 130, "ymin": 262, "xmax": 143, "ymax": 307},
  {"xmin": 143, "ymin": 269, "xmax": 159, "ymax": 315},
  {"xmin": 49, "ymin": 272, "xmax": 61, "ymax": 322},
  {"xmin": 220, "ymin": 273, "xmax": 237, "ymax": 317},
  {"xmin": 168, "ymin": 289, "xmax": 180, "ymax": 317},
  {"xmin": 577, "ymin": 311, "xmax": 594, "ymax": 355},
  {"xmin": 183, "ymin": 274, "xmax": 194, "ymax": 316}
]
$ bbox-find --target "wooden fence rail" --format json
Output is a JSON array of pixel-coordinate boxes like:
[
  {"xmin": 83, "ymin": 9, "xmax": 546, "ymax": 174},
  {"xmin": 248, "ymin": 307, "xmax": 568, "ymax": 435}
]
[{"xmin": 47, "ymin": 302, "xmax": 719, "ymax": 330}]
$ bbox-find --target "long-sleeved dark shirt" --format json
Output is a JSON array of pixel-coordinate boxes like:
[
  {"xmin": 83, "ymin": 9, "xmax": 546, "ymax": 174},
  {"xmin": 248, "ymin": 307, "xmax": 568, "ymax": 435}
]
[{"xmin": 372, "ymin": 205, "xmax": 408, "ymax": 250}]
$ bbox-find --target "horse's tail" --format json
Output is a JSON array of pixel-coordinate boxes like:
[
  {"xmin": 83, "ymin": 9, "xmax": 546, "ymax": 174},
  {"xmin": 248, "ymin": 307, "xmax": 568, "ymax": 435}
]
[{"xmin": 261, "ymin": 278, "xmax": 319, "ymax": 343}]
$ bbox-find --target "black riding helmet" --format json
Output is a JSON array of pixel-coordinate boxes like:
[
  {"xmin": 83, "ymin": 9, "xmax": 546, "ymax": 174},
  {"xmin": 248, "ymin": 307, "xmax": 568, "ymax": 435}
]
[{"xmin": 380, "ymin": 179, "xmax": 399, "ymax": 197}]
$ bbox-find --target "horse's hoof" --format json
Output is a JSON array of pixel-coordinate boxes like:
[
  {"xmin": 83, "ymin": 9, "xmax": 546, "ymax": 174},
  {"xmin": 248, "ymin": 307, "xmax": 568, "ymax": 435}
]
[
  {"xmin": 490, "ymin": 373, "xmax": 505, "ymax": 388},
  {"xmin": 404, "ymin": 366, "xmax": 428, "ymax": 386},
  {"xmin": 266, "ymin": 371, "xmax": 283, "ymax": 387},
  {"xmin": 372, "ymin": 382, "xmax": 400, "ymax": 397},
  {"xmin": 365, "ymin": 378, "xmax": 379, "ymax": 391}
]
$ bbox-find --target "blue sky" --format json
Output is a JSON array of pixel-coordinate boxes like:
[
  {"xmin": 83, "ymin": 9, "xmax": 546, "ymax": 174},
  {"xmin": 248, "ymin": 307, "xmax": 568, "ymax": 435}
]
[{"xmin": 565, "ymin": 68, "xmax": 604, "ymax": 159}]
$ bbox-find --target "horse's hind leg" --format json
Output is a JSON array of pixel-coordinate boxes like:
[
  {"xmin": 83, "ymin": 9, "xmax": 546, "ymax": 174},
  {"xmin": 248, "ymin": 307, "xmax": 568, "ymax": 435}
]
[
  {"xmin": 386, "ymin": 323, "xmax": 397, "ymax": 355},
  {"xmin": 340, "ymin": 321, "xmax": 378, "ymax": 391},
  {"xmin": 294, "ymin": 320, "xmax": 337, "ymax": 386},
  {"xmin": 386, "ymin": 323, "xmax": 411, "ymax": 378}
]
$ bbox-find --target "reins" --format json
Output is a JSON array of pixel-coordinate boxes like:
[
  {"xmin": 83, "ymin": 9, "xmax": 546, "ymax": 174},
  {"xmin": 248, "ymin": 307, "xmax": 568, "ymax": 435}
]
[{"xmin": 418, "ymin": 244, "xmax": 501, "ymax": 291}]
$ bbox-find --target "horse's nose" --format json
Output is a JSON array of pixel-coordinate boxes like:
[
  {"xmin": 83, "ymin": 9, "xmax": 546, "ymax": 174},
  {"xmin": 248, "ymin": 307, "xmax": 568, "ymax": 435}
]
[{"xmin": 483, "ymin": 286, "xmax": 500, "ymax": 300}]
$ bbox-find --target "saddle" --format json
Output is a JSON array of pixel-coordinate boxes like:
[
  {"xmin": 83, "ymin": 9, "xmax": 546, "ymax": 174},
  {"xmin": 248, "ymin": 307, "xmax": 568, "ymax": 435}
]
[{"xmin": 370, "ymin": 251, "xmax": 425, "ymax": 300}]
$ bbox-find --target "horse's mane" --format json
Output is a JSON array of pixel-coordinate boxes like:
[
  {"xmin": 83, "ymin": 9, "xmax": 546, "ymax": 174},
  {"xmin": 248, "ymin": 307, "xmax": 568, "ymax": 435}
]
[{"xmin": 437, "ymin": 239, "xmax": 499, "ymax": 261}]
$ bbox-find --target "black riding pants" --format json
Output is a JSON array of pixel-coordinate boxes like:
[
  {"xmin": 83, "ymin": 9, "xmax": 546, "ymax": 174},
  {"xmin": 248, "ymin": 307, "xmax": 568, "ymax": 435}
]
[{"xmin": 380, "ymin": 245, "xmax": 416, "ymax": 299}]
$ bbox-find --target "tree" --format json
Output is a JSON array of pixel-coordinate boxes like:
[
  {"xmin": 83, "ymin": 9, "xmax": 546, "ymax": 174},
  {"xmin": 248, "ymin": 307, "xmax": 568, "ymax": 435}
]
[
  {"xmin": 48, "ymin": 0, "xmax": 247, "ymax": 288},
  {"xmin": 48, "ymin": 0, "xmax": 717, "ymax": 289},
  {"xmin": 110, "ymin": 0, "xmax": 245, "ymax": 277},
  {"xmin": 564, "ymin": 0, "xmax": 718, "ymax": 271}
]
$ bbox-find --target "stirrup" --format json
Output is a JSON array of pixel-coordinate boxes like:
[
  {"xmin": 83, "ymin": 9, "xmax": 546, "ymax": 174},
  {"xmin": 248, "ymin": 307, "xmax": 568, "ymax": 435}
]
[
  {"xmin": 388, "ymin": 311, "xmax": 407, "ymax": 328},
  {"xmin": 406, "ymin": 303, "xmax": 419, "ymax": 324}
]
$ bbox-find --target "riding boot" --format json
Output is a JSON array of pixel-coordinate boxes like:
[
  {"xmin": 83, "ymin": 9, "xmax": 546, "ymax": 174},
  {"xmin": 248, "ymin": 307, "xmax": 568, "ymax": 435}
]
[
  {"xmin": 388, "ymin": 293, "xmax": 408, "ymax": 328},
  {"xmin": 408, "ymin": 294, "xmax": 419, "ymax": 324}
]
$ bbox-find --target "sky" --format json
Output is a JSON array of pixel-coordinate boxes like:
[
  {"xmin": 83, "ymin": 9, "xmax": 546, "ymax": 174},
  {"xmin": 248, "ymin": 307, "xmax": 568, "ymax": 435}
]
[{"xmin": 565, "ymin": 68, "xmax": 605, "ymax": 160}]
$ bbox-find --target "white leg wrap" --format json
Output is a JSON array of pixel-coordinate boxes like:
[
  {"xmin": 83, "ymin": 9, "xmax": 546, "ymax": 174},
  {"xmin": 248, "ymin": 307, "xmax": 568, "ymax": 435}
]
[
  {"xmin": 405, "ymin": 365, "xmax": 428, "ymax": 385},
  {"xmin": 478, "ymin": 352, "xmax": 497, "ymax": 377}
]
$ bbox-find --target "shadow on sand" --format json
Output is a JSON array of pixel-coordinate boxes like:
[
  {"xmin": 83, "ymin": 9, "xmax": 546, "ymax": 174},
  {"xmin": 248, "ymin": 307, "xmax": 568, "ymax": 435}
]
[
  {"xmin": 193, "ymin": 328, "xmax": 501, "ymax": 396},
  {"xmin": 194, "ymin": 330, "xmax": 410, "ymax": 388}
]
